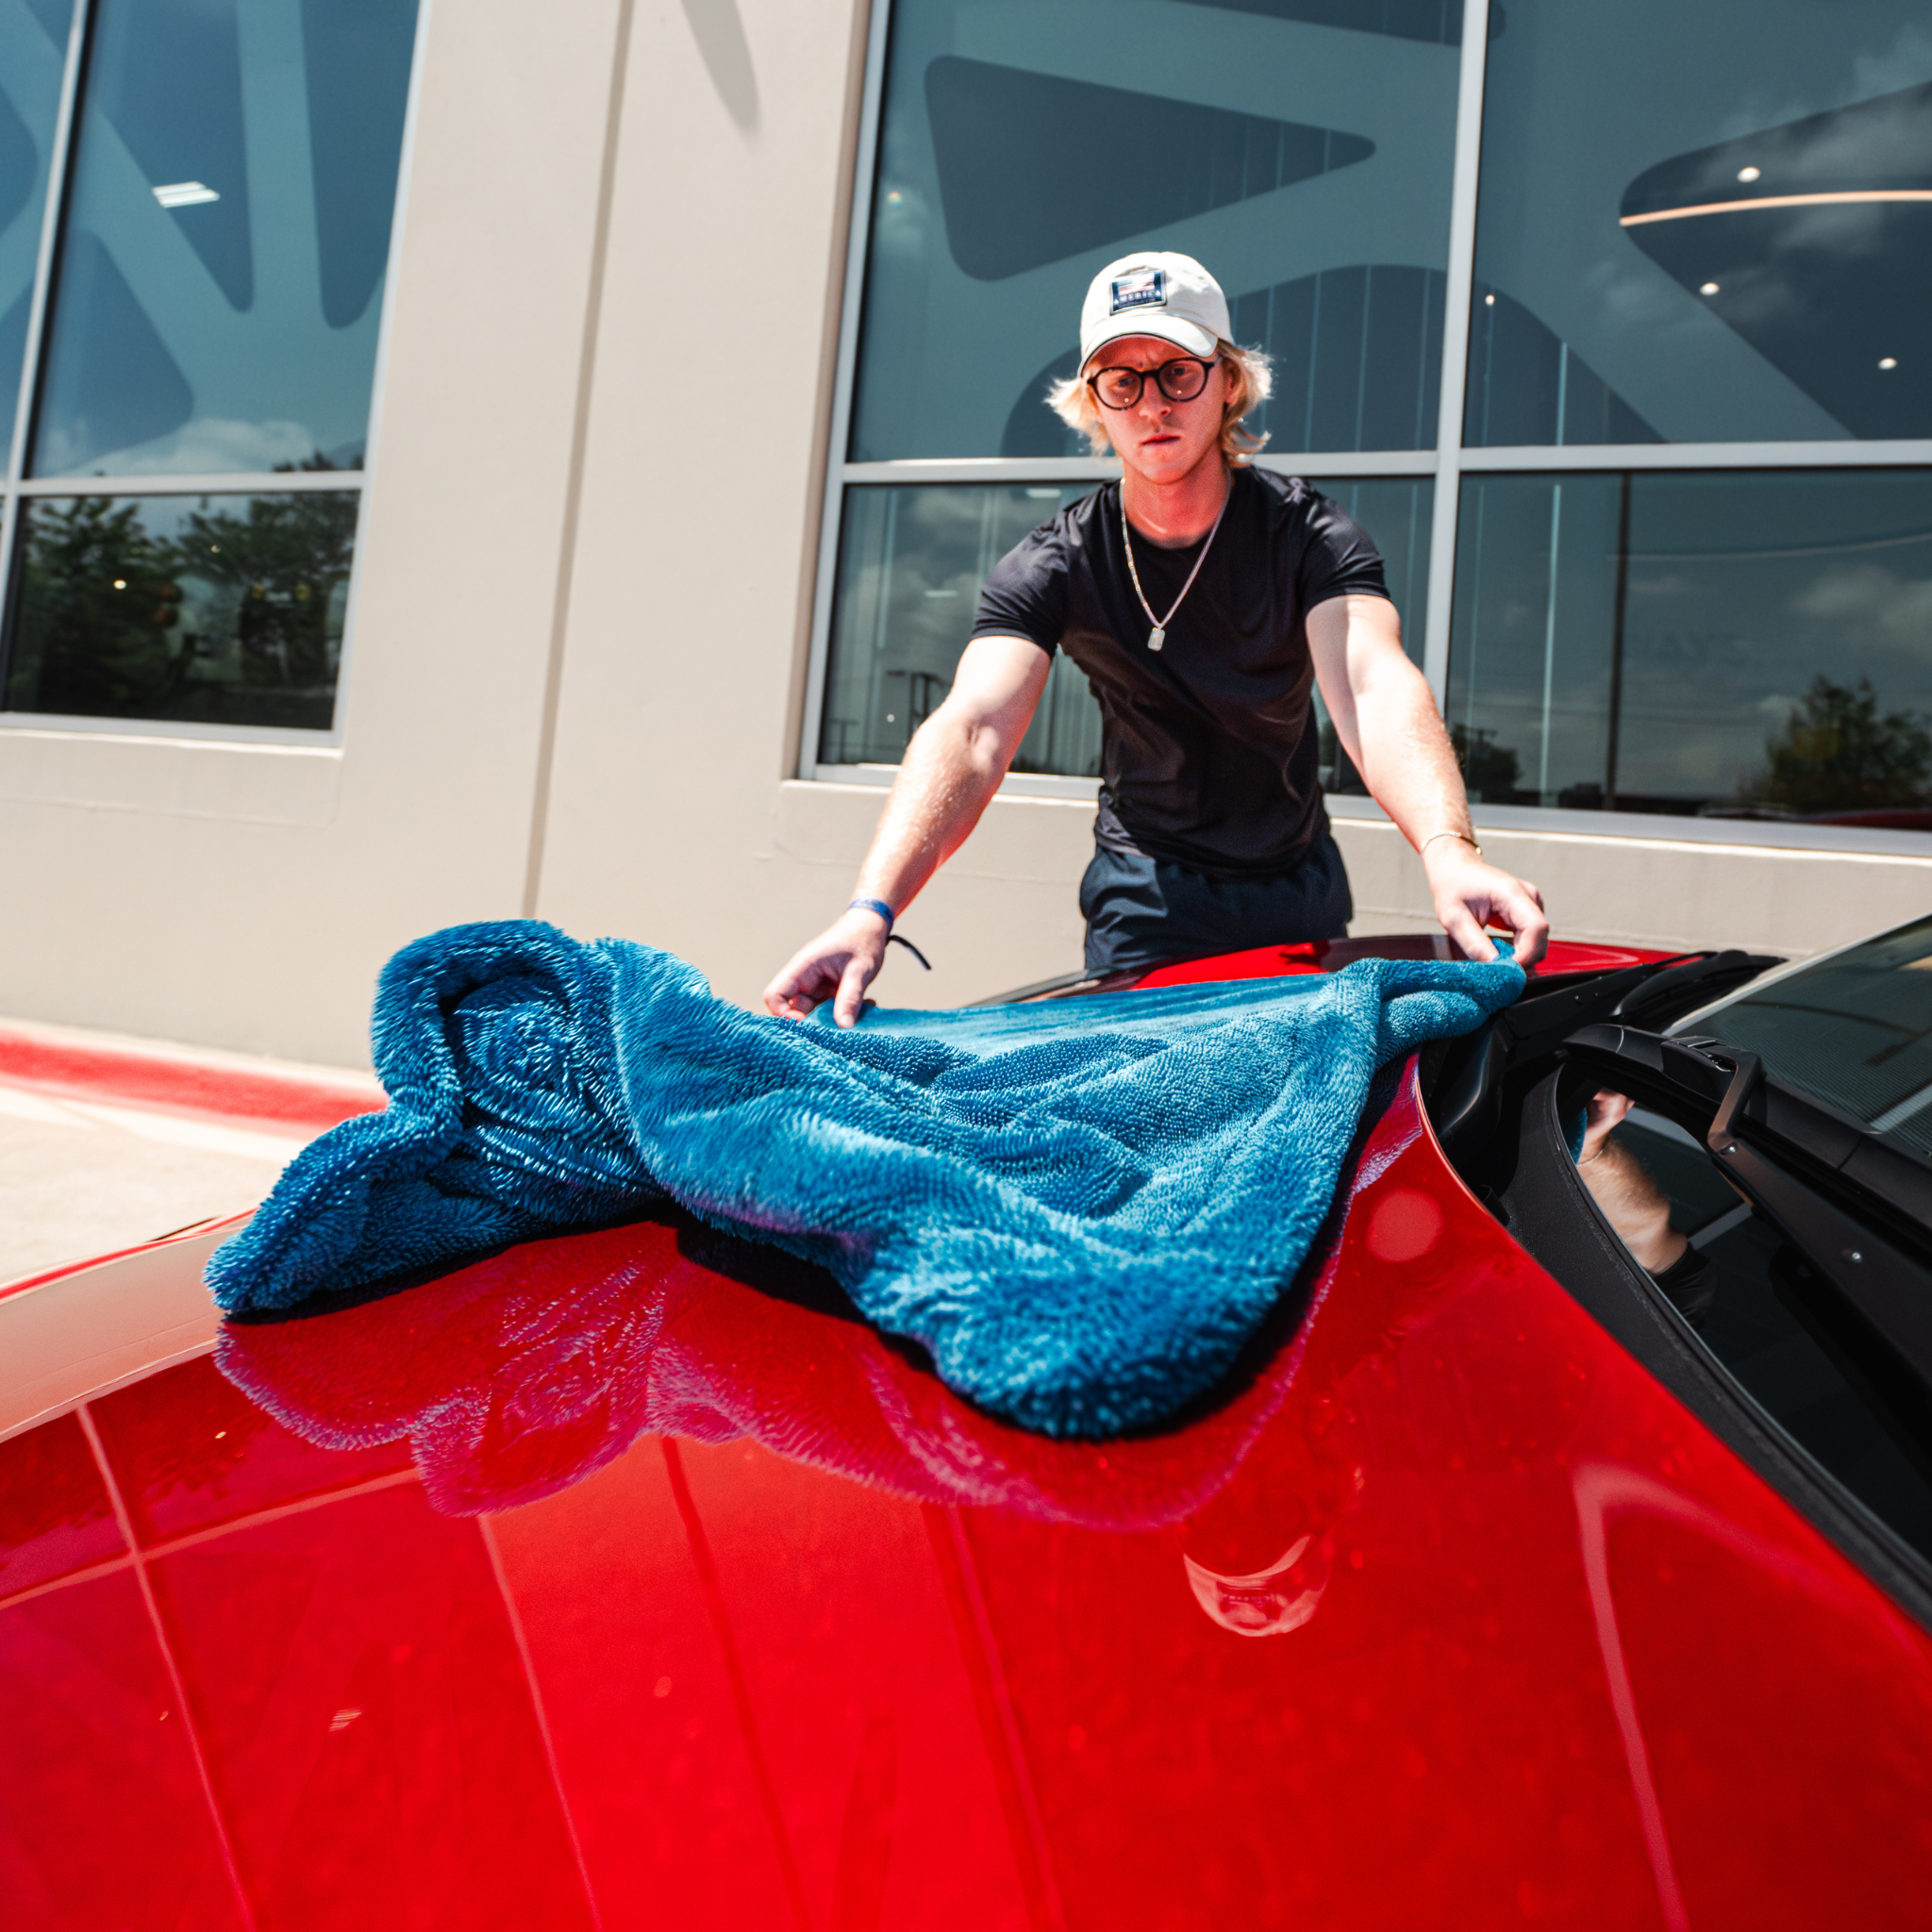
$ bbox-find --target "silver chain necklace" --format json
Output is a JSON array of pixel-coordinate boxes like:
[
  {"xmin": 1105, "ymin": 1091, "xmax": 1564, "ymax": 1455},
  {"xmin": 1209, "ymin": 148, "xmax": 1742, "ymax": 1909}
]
[{"xmin": 1120, "ymin": 475, "xmax": 1231, "ymax": 653}]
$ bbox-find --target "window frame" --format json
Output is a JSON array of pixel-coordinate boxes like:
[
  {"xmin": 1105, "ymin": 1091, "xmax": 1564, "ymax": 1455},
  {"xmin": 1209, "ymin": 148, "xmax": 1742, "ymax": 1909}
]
[
  {"xmin": 0, "ymin": 0, "xmax": 431, "ymax": 749},
  {"xmin": 802, "ymin": 0, "xmax": 1932, "ymax": 845}
]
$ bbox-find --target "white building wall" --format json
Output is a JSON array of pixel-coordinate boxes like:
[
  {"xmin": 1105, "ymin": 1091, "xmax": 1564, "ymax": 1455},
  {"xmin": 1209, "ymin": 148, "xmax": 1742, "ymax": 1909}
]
[
  {"xmin": 0, "ymin": 0, "xmax": 627, "ymax": 1064},
  {"xmin": 0, "ymin": 0, "xmax": 1927, "ymax": 1066}
]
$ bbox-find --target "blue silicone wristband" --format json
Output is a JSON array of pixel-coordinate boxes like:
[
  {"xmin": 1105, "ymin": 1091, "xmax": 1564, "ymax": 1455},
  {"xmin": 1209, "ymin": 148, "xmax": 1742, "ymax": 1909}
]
[{"xmin": 848, "ymin": 896, "xmax": 894, "ymax": 931}]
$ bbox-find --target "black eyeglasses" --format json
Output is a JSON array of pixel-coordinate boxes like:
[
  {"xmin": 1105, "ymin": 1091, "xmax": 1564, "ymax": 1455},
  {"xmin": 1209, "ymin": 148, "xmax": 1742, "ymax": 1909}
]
[{"xmin": 1087, "ymin": 357, "xmax": 1219, "ymax": 411}]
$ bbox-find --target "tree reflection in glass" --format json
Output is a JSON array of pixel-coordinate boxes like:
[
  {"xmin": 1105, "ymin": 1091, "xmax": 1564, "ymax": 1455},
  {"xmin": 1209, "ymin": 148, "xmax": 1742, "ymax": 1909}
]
[
  {"xmin": 4, "ymin": 484, "xmax": 358, "ymax": 728},
  {"xmin": 1447, "ymin": 467, "xmax": 1932, "ymax": 824},
  {"xmin": 1740, "ymin": 676, "xmax": 1932, "ymax": 818}
]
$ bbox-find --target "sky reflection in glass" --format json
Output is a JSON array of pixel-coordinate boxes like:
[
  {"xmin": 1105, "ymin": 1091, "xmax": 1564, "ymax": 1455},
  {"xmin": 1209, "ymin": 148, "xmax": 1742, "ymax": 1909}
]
[
  {"xmin": 30, "ymin": 0, "xmax": 419, "ymax": 478},
  {"xmin": 1469, "ymin": 0, "xmax": 1932, "ymax": 444},
  {"xmin": 0, "ymin": 0, "xmax": 68, "ymax": 458},
  {"xmin": 849, "ymin": 0, "xmax": 1461, "ymax": 460},
  {"xmin": 1448, "ymin": 469, "xmax": 1932, "ymax": 821}
]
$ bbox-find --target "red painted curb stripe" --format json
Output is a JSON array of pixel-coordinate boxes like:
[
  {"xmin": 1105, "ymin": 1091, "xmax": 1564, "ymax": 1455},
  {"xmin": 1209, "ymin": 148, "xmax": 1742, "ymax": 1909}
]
[{"xmin": 0, "ymin": 1026, "xmax": 383, "ymax": 1132}]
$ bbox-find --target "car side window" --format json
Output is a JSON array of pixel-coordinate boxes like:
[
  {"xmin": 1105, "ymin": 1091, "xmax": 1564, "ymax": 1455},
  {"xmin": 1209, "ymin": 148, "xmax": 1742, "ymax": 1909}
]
[{"xmin": 1580, "ymin": 1091, "xmax": 1932, "ymax": 1567}]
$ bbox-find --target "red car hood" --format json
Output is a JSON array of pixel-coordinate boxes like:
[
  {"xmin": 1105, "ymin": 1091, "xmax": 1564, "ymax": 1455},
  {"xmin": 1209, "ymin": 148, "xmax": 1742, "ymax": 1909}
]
[{"xmin": 2, "ymin": 939, "xmax": 1929, "ymax": 1930}]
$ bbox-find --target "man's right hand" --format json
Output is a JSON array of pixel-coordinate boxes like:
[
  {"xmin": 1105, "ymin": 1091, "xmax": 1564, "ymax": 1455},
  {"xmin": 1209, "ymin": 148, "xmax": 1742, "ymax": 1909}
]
[{"xmin": 762, "ymin": 907, "xmax": 891, "ymax": 1026}]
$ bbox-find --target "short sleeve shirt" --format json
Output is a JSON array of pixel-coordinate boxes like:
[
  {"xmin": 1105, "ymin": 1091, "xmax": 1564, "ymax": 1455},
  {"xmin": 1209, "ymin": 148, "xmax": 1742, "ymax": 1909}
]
[{"xmin": 971, "ymin": 466, "xmax": 1390, "ymax": 874}]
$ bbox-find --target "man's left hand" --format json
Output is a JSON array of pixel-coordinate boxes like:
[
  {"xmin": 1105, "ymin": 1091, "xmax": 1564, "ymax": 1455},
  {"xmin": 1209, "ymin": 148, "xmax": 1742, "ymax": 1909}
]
[{"xmin": 1424, "ymin": 841, "xmax": 1549, "ymax": 966}]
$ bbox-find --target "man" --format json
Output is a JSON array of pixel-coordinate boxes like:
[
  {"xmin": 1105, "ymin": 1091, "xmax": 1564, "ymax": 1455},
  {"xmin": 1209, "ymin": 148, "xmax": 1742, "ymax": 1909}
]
[{"xmin": 767, "ymin": 251, "xmax": 1547, "ymax": 1025}]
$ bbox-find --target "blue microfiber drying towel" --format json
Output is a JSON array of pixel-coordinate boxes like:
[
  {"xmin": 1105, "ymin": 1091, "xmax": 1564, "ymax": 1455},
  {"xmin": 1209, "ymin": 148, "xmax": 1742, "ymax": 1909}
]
[{"xmin": 207, "ymin": 922, "xmax": 1523, "ymax": 1437}]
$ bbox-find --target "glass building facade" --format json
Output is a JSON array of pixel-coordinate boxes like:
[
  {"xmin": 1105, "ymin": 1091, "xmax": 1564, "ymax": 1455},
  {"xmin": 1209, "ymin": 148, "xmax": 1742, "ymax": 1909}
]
[
  {"xmin": 0, "ymin": 0, "xmax": 420, "ymax": 734},
  {"xmin": 809, "ymin": 0, "xmax": 1932, "ymax": 831}
]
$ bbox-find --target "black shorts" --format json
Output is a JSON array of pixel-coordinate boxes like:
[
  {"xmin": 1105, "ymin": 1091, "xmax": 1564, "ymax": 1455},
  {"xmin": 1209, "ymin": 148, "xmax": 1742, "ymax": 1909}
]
[{"xmin": 1079, "ymin": 831, "xmax": 1354, "ymax": 976}]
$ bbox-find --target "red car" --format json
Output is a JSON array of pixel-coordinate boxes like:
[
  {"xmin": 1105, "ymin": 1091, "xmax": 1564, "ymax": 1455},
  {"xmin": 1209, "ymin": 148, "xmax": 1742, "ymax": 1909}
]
[{"xmin": 4, "ymin": 927, "xmax": 1931, "ymax": 1930}]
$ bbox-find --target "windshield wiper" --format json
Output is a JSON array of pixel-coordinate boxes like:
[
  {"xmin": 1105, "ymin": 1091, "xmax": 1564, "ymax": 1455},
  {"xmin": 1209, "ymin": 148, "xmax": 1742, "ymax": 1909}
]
[{"xmin": 1431, "ymin": 949, "xmax": 1780, "ymax": 1164}]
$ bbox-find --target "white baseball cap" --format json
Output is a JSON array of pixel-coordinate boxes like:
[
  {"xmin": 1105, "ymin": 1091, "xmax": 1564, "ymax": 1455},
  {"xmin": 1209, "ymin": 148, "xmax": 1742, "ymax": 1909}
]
[{"xmin": 1079, "ymin": 252, "xmax": 1230, "ymax": 369}]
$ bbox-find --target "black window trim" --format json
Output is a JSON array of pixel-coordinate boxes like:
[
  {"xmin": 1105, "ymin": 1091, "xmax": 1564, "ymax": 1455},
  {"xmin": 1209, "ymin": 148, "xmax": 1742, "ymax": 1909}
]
[{"xmin": 1484, "ymin": 1054, "xmax": 1932, "ymax": 1631}]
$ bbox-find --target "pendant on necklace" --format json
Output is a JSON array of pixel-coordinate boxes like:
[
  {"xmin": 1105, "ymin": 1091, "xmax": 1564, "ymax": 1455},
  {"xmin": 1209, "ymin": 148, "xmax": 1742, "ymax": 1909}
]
[{"xmin": 1147, "ymin": 625, "xmax": 1166, "ymax": 653}]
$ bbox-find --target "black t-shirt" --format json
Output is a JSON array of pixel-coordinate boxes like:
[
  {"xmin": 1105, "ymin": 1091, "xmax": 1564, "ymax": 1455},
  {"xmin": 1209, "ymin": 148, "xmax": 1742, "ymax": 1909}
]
[{"xmin": 971, "ymin": 466, "xmax": 1390, "ymax": 874}]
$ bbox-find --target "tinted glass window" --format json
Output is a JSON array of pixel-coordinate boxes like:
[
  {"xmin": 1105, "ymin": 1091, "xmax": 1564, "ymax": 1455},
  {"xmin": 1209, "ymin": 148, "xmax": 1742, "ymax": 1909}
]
[
  {"xmin": 1446, "ymin": 467, "xmax": 1932, "ymax": 818},
  {"xmin": 848, "ymin": 0, "xmax": 1462, "ymax": 460},
  {"xmin": 821, "ymin": 482, "xmax": 1101, "ymax": 774},
  {"xmin": 1445, "ymin": 471, "xmax": 1624, "ymax": 807},
  {"xmin": 820, "ymin": 475, "xmax": 1429, "ymax": 776},
  {"xmin": 1609, "ymin": 1104, "xmax": 1932, "ymax": 1565},
  {"xmin": 1468, "ymin": 0, "xmax": 1932, "ymax": 445},
  {"xmin": 0, "ymin": 0, "xmax": 67, "ymax": 456},
  {"xmin": 1695, "ymin": 916, "xmax": 1932, "ymax": 1158},
  {"xmin": 4, "ymin": 489, "xmax": 357, "ymax": 728},
  {"xmin": 30, "ymin": 0, "xmax": 419, "ymax": 477}
]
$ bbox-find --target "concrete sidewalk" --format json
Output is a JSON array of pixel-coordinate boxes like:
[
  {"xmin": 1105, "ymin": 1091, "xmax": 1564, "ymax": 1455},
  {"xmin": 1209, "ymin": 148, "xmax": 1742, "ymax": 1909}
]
[{"xmin": 0, "ymin": 1019, "xmax": 381, "ymax": 1287}]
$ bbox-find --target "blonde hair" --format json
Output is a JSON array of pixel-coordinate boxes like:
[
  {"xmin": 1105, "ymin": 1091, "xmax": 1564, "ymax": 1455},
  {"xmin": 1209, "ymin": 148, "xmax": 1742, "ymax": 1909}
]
[{"xmin": 1046, "ymin": 339, "xmax": 1274, "ymax": 461}]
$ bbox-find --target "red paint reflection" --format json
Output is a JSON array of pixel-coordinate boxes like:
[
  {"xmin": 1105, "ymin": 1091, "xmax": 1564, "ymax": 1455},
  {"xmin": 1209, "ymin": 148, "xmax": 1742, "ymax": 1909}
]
[
  {"xmin": 6, "ymin": 1065, "xmax": 1932, "ymax": 1928},
  {"xmin": 1136, "ymin": 935, "xmax": 1664, "ymax": 990},
  {"xmin": 0, "ymin": 1412, "xmax": 123, "ymax": 1599},
  {"xmin": 216, "ymin": 1192, "xmax": 1351, "ymax": 1537}
]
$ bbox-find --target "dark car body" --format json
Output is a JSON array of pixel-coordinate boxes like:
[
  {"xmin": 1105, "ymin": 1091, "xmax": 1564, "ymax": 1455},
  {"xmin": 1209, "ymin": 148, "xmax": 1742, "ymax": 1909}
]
[{"xmin": 3, "ymin": 931, "xmax": 1931, "ymax": 1929}]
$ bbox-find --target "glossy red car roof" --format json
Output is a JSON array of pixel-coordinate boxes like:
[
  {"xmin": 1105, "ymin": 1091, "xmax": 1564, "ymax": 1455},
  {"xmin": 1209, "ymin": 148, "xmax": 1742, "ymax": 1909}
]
[{"xmin": 3, "ymin": 939, "xmax": 1929, "ymax": 1929}]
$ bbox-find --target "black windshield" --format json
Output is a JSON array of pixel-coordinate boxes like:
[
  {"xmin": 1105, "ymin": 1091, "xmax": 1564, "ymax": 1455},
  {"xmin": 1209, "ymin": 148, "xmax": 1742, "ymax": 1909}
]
[{"xmin": 1691, "ymin": 915, "xmax": 1932, "ymax": 1160}]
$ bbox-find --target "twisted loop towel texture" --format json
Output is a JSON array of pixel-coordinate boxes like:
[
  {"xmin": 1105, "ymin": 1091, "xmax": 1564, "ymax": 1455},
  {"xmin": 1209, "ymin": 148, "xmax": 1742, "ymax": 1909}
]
[{"xmin": 207, "ymin": 922, "xmax": 1522, "ymax": 1436}]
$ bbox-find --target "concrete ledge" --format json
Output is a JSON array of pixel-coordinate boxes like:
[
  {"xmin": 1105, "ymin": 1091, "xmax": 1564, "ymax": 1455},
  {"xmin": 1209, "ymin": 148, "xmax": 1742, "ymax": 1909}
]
[
  {"xmin": 1329, "ymin": 791, "xmax": 1932, "ymax": 860},
  {"xmin": 0, "ymin": 728, "xmax": 343, "ymax": 827},
  {"xmin": 1331, "ymin": 814, "xmax": 1932, "ymax": 960},
  {"xmin": 774, "ymin": 779, "xmax": 1932, "ymax": 991}
]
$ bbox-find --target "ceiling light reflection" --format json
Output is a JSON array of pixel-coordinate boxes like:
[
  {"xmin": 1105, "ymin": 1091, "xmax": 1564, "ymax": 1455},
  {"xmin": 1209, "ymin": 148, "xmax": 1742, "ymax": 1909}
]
[
  {"xmin": 1622, "ymin": 189, "xmax": 1932, "ymax": 227},
  {"xmin": 152, "ymin": 180, "xmax": 219, "ymax": 208}
]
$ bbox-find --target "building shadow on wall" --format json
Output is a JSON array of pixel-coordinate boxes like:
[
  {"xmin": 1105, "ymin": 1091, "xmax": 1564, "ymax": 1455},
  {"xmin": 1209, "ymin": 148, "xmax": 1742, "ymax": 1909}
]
[{"xmin": 680, "ymin": 0, "xmax": 759, "ymax": 133}]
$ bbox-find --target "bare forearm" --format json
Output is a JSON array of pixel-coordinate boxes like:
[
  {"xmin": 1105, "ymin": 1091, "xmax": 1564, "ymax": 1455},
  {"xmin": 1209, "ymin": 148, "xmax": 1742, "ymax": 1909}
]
[
  {"xmin": 1343, "ymin": 661, "xmax": 1472, "ymax": 851},
  {"xmin": 764, "ymin": 636, "xmax": 1046, "ymax": 1024},
  {"xmin": 1580, "ymin": 1138, "xmax": 1688, "ymax": 1274},
  {"xmin": 854, "ymin": 707, "xmax": 1009, "ymax": 912},
  {"xmin": 1308, "ymin": 597, "xmax": 1547, "ymax": 964}
]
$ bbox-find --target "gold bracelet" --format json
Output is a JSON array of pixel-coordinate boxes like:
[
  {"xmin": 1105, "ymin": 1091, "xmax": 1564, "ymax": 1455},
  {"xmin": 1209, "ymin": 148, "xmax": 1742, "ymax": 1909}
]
[{"xmin": 1420, "ymin": 829, "xmax": 1483, "ymax": 859}]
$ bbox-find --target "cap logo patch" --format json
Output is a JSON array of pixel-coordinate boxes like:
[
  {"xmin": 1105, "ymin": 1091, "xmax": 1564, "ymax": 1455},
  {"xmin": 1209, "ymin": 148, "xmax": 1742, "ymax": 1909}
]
[{"xmin": 1109, "ymin": 267, "xmax": 1166, "ymax": 315}]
